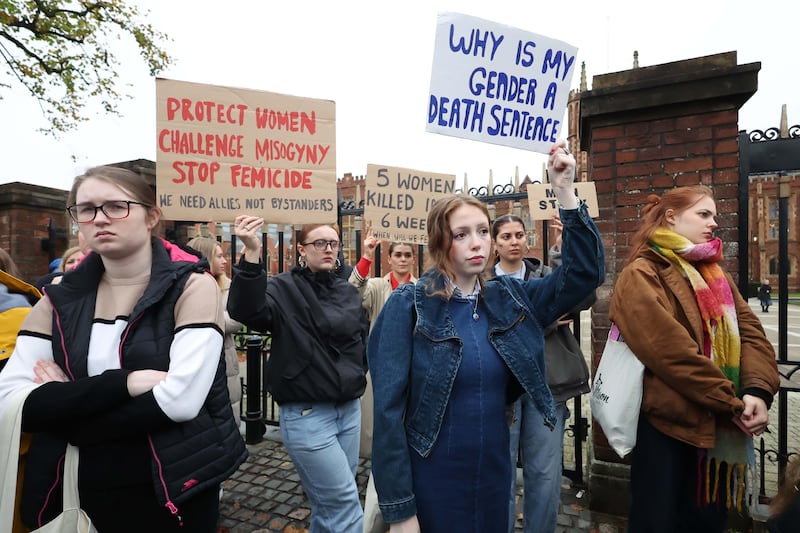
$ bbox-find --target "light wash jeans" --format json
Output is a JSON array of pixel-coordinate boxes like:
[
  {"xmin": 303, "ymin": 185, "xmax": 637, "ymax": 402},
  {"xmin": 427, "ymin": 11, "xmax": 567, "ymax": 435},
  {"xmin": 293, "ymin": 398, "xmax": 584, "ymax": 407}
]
[
  {"xmin": 508, "ymin": 395, "xmax": 570, "ymax": 533},
  {"xmin": 280, "ymin": 399, "xmax": 363, "ymax": 533}
]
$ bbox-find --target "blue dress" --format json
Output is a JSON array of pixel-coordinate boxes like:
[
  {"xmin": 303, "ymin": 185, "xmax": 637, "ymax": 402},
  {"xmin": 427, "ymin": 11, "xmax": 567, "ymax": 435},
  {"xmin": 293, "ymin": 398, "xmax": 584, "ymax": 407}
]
[{"xmin": 410, "ymin": 295, "xmax": 512, "ymax": 532}]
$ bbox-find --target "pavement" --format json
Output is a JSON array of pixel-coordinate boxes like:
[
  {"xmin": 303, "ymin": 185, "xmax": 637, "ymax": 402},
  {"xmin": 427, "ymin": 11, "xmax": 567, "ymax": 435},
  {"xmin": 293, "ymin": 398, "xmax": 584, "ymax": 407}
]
[
  {"xmin": 215, "ymin": 426, "xmax": 628, "ymax": 533},
  {"xmin": 216, "ymin": 300, "xmax": 798, "ymax": 533}
]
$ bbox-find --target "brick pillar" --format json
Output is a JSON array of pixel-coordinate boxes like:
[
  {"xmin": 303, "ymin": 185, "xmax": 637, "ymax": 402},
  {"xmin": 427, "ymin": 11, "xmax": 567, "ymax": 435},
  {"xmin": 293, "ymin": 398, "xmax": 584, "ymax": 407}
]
[
  {"xmin": 0, "ymin": 183, "xmax": 70, "ymax": 284},
  {"xmin": 579, "ymin": 51, "xmax": 759, "ymax": 516}
]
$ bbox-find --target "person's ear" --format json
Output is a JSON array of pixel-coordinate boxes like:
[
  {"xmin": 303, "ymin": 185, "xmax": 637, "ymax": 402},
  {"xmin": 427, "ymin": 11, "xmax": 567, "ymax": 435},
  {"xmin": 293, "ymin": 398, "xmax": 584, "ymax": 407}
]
[
  {"xmin": 145, "ymin": 207, "xmax": 161, "ymax": 231},
  {"xmin": 664, "ymin": 208, "xmax": 676, "ymax": 227}
]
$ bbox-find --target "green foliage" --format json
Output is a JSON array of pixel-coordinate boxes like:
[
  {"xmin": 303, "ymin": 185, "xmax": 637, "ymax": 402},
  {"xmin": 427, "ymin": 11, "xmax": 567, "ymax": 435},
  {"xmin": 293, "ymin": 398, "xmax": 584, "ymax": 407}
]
[{"xmin": 0, "ymin": 0, "xmax": 172, "ymax": 134}]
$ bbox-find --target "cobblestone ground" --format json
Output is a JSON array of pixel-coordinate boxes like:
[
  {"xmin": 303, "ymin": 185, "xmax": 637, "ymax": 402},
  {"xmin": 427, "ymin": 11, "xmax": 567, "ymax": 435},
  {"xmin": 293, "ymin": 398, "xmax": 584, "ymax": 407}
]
[
  {"xmin": 216, "ymin": 432, "xmax": 627, "ymax": 533},
  {"xmin": 216, "ymin": 432, "xmax": 371, "ymax": 533},
  {"xmin": 221, "ymin": 301, "xmax": 796, "ymax": 532}
]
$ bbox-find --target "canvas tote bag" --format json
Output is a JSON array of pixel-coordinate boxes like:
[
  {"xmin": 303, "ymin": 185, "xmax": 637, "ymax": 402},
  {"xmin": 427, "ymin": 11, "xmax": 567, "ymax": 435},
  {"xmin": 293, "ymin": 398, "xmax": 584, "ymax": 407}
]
[
  {"xmin": 590, "ymin": 323, "xmax": 644, "ymax": 458},
  {"xmin": 0, "ymin": 386, "xmax": 97, "ymax": 533}
]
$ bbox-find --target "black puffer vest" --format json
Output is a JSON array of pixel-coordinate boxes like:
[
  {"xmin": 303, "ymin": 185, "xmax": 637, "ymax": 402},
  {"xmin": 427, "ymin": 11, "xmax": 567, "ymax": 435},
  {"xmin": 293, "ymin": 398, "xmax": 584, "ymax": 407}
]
[{"xmin": 24, "ymin": 238, "xmax": 246, "ymax": 525}]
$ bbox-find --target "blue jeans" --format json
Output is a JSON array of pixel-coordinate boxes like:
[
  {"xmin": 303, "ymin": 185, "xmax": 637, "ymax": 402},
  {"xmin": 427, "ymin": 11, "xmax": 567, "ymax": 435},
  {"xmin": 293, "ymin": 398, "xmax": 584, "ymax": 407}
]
[
  {"xmin": 508, "ymin": 395, "xmax": 569, "ymax": 533},
  {"xmin": 280, "ymin": 399, "xmax": 363, "ymax": 533}
]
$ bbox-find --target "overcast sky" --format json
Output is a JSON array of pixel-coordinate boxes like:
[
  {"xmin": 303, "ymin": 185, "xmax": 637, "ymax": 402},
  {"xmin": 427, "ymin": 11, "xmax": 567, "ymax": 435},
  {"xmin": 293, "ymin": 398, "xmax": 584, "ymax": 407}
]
[{"xmin": 1, "ymin": 0, "xmax": 797, "ymax": 193}]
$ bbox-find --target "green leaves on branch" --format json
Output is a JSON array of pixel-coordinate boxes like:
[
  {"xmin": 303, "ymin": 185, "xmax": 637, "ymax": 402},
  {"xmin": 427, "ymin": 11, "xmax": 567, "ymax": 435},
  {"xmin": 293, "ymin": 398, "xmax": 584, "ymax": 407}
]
[{"xmin": 0, "ymin": 0, "xmax": 172, "ymax": 135}]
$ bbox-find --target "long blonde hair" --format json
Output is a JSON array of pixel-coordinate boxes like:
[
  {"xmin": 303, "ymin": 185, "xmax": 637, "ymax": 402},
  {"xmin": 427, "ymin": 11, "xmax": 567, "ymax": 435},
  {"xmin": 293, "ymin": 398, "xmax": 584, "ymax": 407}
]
[
  {"xmin": 186, "ymin": 236, "xmax": 227, "ymax": 290},
  {"xmin": 59, "ymin": 246, "xmax": 83, "ymax": 272}
]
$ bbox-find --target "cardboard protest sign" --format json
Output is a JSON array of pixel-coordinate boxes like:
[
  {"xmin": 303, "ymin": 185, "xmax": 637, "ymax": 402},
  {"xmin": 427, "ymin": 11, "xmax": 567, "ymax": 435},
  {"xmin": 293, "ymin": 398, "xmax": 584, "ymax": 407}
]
[
  {"xmin": 156, "ymin": 78, "xmax": 336, "ymax": 223},
  {"xmin": 427, "ymin": 12, "xmax": 577, "ymax": 154},
  {"xmin": 364, "ymin": 164, "xmax": 456, "ymax": 245},
  {"xmin": 526, "ymin": 182, "xmax": 599, "ymax": 220}
]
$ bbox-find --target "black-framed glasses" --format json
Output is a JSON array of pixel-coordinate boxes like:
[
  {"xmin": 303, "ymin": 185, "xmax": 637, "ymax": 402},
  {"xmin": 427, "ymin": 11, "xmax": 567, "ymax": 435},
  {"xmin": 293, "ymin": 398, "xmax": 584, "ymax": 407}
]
[
  {"xmin": 66, "ymin": 200, "xmax": 150, "ymax": 223},
  {"xmin": 301, "ymin": 239, "xmax": 340, "ymax": 251}
]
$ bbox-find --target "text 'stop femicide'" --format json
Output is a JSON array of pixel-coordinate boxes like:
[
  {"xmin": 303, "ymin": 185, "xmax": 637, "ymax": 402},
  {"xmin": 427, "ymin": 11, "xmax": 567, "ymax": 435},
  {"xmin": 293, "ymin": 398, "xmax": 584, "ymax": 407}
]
[
  {"xmin": 427, "ymin": 12, "xmax": 578, "ymax": 155},
  {"xmin": 155, "ymin": 78, "xmax": 337, "ymax": 223}
]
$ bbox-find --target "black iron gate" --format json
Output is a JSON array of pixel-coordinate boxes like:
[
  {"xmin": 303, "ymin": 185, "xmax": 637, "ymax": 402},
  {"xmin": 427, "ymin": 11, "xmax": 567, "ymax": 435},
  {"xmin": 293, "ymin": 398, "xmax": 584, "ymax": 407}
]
[
  {"xmin": 336, "ymin": 186, "xmax": 590, "ymax": 487},
  {"xmin": 738, "ymin": 126, "xmax": 800, "ymax": 496}
]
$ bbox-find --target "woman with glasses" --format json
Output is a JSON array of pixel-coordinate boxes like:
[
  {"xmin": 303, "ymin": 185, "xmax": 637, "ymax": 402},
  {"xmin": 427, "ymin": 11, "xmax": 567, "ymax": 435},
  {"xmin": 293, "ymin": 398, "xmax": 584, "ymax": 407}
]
[
  {"xmin": 368, "ymin": 141, "xmax": 604, "ymax": 533},
  {"xmin": 0, "ymin": 166, "xmax": 247, "ymax": 532},
  {"xmin": 229, "ymin": 217, "xmax": 368, "ymax": 533}
]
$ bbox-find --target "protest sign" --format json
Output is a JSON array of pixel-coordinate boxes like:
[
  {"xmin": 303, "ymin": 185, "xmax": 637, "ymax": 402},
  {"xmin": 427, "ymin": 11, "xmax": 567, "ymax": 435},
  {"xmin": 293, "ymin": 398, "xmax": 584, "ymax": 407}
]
[
  {"xmin": 526, "ymin": 182, "xmax": 599, "ymax": 220},
  {"xmin": 156, "ymin": 78, "xmax": 336, "ymax": 223},
  {"xmin": 364, "ymin": 164, "xmax": 456, "ymax": 245},
  {"xmin": 427, "ymin": 12, "xmax": 577, "ymax": 155}
]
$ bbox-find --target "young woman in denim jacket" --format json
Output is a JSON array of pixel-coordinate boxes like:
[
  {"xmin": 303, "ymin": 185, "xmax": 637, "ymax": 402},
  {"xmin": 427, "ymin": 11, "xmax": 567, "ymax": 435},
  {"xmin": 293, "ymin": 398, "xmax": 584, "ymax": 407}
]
[{"xmin": 367, "ymin": 140, "xmax": 604, "ymax": 533}]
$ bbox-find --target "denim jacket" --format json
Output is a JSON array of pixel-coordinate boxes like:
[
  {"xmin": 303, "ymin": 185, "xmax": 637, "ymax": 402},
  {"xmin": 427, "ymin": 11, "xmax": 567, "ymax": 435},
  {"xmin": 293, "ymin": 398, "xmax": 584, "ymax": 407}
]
[{"xmin": 367, "ymin": 204, "xmax": 605, "ymax": 523}]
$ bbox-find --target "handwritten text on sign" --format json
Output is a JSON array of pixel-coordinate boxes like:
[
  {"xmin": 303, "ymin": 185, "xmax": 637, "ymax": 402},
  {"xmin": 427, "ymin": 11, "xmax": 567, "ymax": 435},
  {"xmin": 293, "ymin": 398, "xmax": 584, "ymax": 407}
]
[
  {"xmin": 427, "ymin": 12, "xmax": 577, "ymax": 155},
  {"xmin": 156, "ymin": 78, "xmax": 337, "ymax": 223},
  {"xmin": 364, "ymin": 164, "xmax": 456, "ymax": 245},
  {"xmin": 526, "ymin": 182, "xmax": 599, "ymax": 220}
]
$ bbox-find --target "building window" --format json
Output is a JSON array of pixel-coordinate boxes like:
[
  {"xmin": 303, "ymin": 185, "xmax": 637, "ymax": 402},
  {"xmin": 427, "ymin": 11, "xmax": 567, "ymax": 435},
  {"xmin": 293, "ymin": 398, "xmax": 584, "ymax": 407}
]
[
  {"xmin": 768, "ymin": 198, "xmax": 779, "ymax": 220},
  {"xmin": 769, "ymin": 257, "xmax": 778, "ymax": 276},
  {"xmin": 767, "ymin": 199, "xmax": 779, "ymax": 240},
  {"xmin": 339, "ymin": 198, "xmax": 356, "ymax": 267}
]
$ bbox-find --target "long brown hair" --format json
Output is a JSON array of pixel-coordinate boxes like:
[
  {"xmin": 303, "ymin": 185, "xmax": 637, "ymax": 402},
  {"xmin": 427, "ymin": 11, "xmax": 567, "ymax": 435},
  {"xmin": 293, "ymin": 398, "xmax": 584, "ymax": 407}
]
[
  {"xmin": 425, "ymin": 194, "xmax": 491, "ymax": 296},
  {"xmin": 770, "ymin": 455, "xmax": 800, "ymax": 517},
  {"xmin": 67, "ymin": 166, "xmax": 161, "ymax": 233},
  {"xmin": 626, "ymin": 185, "xmax": 715, "ymax": 264},
  {"xmin": 0, "ymin": 248, "xmax": 21, "ymax": 279},
  {"xmin": 297, "ymin": 223, "xmax": 340, "ymax": 244}
]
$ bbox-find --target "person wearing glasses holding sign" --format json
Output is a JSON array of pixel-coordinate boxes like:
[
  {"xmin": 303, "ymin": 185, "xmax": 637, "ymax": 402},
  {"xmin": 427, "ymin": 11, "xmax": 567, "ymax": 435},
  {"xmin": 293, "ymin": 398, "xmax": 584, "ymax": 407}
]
[
  {"xmin": 0, "ymin": 166, "xmax": 247, "ymax": 532},
  {"xmin": 229, "ymin": 218, "xmax": 368, "ymax": 533}
]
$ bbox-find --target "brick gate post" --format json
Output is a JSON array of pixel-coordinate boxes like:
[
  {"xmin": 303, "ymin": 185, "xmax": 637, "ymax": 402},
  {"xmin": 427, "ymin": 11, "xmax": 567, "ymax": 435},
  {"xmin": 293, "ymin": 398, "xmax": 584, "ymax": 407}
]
[{"xmin": 578, "ymin": 51, "xmax": 759, "ymax": 517}]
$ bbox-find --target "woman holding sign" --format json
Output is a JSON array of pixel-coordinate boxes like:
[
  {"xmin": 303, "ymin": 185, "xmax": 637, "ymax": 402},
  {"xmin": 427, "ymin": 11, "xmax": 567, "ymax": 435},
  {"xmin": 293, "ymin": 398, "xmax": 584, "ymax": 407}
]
[
  {"xmin": 491, "ymin": 213, "xmax": 593, "ymax": 533},
  {"xmin": 229, "ymin": 219, "xmax": 368, "ymax": 533},
  {"xmin": 367, "ymin": 141, "xmax": 604, "ymax": 532},
  {"xmin": 610, "ymin": 185, "xmax": 779, "ymax": 532},
  {"xmin": 349, "ymin": 224, "xmax": 417, "ymax": 533}
]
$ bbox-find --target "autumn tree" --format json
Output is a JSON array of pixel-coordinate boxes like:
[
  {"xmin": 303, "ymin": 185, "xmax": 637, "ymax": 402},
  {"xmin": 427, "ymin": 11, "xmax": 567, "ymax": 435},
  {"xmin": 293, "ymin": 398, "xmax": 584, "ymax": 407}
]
[{"xmin": 0, "ymin": 0, "xmax": 172, "ymax": 134}]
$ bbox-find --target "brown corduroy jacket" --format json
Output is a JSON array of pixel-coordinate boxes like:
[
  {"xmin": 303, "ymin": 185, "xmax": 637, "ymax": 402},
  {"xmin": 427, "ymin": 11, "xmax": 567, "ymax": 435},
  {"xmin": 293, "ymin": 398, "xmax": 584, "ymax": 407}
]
[{"xmin": 609, "ymin": 249, "xmax": 779, "ymax": 449}]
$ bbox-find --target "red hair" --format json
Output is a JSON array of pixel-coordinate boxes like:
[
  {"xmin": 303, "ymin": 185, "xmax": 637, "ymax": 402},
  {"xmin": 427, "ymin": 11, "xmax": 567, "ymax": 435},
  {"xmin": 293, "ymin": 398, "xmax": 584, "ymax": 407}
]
[{"xmin": 626, "ymin": 185, "xmax": 715, "ymax": 263}]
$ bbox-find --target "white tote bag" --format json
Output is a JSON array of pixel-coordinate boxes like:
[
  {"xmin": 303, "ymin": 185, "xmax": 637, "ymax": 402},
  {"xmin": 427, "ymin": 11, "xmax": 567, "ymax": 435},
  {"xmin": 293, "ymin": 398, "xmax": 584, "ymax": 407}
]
[
  {"xmin": 0, "ymin": 386, "xmax": 97, "ymax": 533},
  {"xmin": 590, "ymin": 324, "xmax": 644, "ymax": 458}
]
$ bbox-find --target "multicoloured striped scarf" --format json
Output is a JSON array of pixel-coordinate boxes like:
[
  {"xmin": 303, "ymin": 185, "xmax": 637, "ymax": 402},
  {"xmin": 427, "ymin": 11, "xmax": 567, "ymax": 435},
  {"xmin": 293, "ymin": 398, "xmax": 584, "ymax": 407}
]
[{"xmin": 650, "ymin": 227, "xmax": 753, "ymax": 511}]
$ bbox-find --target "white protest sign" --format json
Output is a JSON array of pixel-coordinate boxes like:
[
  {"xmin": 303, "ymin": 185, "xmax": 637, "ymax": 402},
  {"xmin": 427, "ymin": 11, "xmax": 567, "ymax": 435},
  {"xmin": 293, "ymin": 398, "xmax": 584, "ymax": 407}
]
[
  {"xmin": 427, "ymin": 12, "xmax": 577, "ymax": 154},
  {"xmin": 526, "ymin": 182, "xmax": 599, "ymax": 220},
  {"xmin": 364, "ymin": 164, "xmax": 456, "ymax": 245},
  {"xmin": 156, "ymin": 78, "xmax": 337, "ymax": 223}
]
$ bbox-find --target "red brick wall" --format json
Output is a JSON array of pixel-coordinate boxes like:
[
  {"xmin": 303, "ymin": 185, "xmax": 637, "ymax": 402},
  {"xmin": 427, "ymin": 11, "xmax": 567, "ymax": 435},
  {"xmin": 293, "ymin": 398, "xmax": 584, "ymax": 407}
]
[
  {"xmin": 579, "ymin": 52, "xmax": 759, "ymax": 466},
  {"xmin": 0, "ymin": 183, "xmax": 71, "ymax": 284},
  {"xmin": 587, "ymin": 110, "xmax": 744, "ymax": 461}
]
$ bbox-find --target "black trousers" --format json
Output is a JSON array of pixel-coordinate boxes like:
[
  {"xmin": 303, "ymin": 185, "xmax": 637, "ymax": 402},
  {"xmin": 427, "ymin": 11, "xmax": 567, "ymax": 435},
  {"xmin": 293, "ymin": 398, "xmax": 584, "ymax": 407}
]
[{"xmin": 628, "ymin": 417, "xmax": 728, "ymax": 533}]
